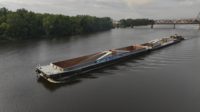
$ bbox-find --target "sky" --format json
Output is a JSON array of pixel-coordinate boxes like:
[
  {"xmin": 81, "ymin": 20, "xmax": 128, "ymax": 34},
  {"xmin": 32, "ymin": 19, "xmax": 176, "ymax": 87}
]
[{"xmin": 0, "ymin": 0, "xmax": 200, "ymax": 20}]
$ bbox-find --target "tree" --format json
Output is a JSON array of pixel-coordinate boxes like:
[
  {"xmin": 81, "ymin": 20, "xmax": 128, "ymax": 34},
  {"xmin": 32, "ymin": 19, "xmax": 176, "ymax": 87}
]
[
  {"xmin": 119, "ymin": 18, "xmax": 155, "ymax": 27},
  {"xmin": 6, "ymin": 11, "xmax": 29, "ymax": 39},
  {"xmin": 0, "ymin": 7, "xmax": 8, "ymax": 23}
]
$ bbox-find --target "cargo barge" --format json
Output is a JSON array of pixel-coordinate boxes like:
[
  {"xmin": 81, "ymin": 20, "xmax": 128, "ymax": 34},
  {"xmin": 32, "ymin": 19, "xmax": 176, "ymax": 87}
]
[{"xmin": 36, "ymin": 35, "xmax": 184, "ymax": 83}]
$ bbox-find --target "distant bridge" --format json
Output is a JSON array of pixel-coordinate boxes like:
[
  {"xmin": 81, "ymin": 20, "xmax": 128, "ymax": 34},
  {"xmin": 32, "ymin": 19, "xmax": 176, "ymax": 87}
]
[
  {"xmin": 152, "ymin": 12, "xmax": 200, "ymax": 29},
  {"xmin": 113, "ymin": 12, "xmax": 200, "ymax": 30}
]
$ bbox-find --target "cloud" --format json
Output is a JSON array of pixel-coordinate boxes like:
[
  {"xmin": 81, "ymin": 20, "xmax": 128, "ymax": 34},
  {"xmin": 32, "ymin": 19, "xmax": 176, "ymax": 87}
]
[
  {"xmin": 0, "ymin": 0, "xmax": 200, "ymax": 19},
  {"xmin": 123, "ymin": 0, "xmax": 152, "ymax": 5},
  {"xmin": 177, "ymin": 0, "xmax": 200, "ymax": 5}
]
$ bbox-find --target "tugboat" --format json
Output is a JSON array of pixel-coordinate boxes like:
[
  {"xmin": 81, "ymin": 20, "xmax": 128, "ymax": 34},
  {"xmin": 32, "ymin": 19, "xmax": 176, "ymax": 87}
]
[{"xmin": 36, "ymin": 35, "xmax": 184, "ymax": 83}]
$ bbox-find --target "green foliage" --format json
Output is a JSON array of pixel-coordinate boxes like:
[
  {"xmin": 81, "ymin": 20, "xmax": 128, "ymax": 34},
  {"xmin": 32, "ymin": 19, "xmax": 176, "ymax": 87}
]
[
  {"xmin": 0, "ymin": 7, "xmax": 113, "ymax": 41},
  {"xmin": 119, "ymin": 19, "xmax": 154, "ymax": 27},
  {"xmin": 0, "ymin": 22, "xmax": 9, "ymax": 37}
]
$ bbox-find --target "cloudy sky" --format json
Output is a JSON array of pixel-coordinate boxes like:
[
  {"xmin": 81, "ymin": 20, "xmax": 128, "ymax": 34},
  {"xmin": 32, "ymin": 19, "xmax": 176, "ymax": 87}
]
[{"xmin": 0, "ymin": 0, "xmax": 200, "ymax": 20}]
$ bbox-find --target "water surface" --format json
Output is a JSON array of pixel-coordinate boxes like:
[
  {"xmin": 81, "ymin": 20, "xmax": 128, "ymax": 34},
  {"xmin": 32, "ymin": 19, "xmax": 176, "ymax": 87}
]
[{"xmin": 0, "ymin": 25, "xmax": 200, "ymax": 112}]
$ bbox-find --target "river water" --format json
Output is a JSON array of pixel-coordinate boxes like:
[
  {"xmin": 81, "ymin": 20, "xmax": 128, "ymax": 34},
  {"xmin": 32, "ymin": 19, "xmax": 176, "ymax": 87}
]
[{"xmin": 0, "ymin": 25, "xmax": 200, "ymax": 112}]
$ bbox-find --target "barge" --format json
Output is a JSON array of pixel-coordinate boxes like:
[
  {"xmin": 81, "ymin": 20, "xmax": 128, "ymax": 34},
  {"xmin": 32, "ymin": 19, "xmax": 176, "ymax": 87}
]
[{"xmin": 36, "ymin": 35, "xmax": 184, "ymax": 83}]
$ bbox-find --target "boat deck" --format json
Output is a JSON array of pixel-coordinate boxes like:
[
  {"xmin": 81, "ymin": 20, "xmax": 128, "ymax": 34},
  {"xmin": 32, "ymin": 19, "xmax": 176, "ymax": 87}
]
[
  {"xmin": 38, "ymin": 65, "xmax": 62, "ymax": 76},
  {"xmin": 52, "ymin": 45, "xmax": 146, "ymax": 70}
]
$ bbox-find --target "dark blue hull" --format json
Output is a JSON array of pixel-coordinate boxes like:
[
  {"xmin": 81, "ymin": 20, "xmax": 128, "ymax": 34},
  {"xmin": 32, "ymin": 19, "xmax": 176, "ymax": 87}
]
[{"xmin": 37, "ymin": 48, "xmax": 148, "ymax": 81}]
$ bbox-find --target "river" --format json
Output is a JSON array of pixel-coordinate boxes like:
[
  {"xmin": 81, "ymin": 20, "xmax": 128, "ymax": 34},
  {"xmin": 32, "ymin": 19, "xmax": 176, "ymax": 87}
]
[{"xmin": 0, "ymin": 25, "xmax": 200, "ymax": 112}]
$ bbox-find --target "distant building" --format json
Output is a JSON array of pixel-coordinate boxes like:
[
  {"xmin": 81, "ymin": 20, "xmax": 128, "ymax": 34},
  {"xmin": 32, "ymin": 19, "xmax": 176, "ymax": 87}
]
[{"xmin": 112, "ymin": 20, "xmax": 120, "ymax": 28}]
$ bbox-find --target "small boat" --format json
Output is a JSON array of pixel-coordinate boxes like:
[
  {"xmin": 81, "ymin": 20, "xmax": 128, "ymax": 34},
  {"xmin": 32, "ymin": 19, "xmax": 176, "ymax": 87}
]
[{"xmin": 36, "ymin": 35, "xmax": 184, "ymax": 83}]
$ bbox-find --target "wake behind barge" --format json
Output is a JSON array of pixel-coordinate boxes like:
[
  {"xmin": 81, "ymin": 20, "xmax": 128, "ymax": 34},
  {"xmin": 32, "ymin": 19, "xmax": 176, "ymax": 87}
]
[{"xmin": 36, "ymin": 35, "xmax": 184, "ymax": 83}]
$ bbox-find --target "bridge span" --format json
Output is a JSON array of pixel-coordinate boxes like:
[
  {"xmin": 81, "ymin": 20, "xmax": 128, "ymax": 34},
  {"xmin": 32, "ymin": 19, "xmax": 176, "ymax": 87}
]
[
  {"xmin": 151, "ymin": 13, "xmax": 200, "ymax": 29},
  {"xmin": 152, "ymin": 19, "xmax": 200, "ymax": 29}
]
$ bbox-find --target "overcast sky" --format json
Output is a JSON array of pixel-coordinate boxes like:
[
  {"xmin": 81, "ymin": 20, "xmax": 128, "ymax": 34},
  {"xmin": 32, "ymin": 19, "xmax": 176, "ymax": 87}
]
[{"xmin": 0, "ymin": 0, "xmax": 200, "ymax": 20}]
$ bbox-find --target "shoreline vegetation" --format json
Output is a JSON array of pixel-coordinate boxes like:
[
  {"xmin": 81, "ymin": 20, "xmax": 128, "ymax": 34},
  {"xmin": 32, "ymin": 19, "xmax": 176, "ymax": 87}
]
[
  {"xmin": 118, "ymin": 19, "xmax": 154, "ymax": 28},
  {"xmin": 0, "ymin": 7, "xmax": 154, "ymax": 42},
  {"xmin": 0, "ymin": 7, "xmax": 113, "ymax": 41}
]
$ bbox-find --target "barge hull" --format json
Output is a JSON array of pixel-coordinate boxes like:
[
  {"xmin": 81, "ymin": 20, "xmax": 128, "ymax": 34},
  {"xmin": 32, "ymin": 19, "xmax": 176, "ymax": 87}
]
[
  {"xmin": 36, "ymin": 35, "xmax": 184, "ymax": 83},
  {"xmin": 37, "ymin": 48, "xmax": 148, "ymax": 82},
  {"xmin": 151, "ymin": 39, "xmax": 181, "ymax": 50}
]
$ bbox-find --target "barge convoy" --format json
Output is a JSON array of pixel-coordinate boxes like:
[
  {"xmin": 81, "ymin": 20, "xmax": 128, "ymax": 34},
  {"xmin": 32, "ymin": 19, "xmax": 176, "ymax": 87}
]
[{"xmin": 36, "ymin": 35, "xmax": 184, "ymax": 83}]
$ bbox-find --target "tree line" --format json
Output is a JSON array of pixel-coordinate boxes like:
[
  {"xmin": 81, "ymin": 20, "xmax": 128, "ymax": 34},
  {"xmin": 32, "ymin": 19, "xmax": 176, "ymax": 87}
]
[
  {"xmin": 119, "ymin": 19, "xmax": 154, "ymax": 28},
  {"xmin": 0, "ymin": 7, "xmax": 113, "ymax": 41}
]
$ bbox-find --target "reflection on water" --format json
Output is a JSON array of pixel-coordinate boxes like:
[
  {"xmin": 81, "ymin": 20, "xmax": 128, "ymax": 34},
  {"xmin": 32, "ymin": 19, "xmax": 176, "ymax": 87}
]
[
  {"xmin": 0, "ymin": 26, "xmax": 200, "ymax": 112},
  {"xmin": 37, "ymin": 78, "xmax": 82, "ymax": 92}
]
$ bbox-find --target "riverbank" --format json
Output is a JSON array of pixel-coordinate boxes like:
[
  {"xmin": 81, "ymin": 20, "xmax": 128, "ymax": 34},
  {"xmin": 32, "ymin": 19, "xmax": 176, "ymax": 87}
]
[{"xmin": 0, "ymin": 29, "xmax": 113, "ymax": 44}]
